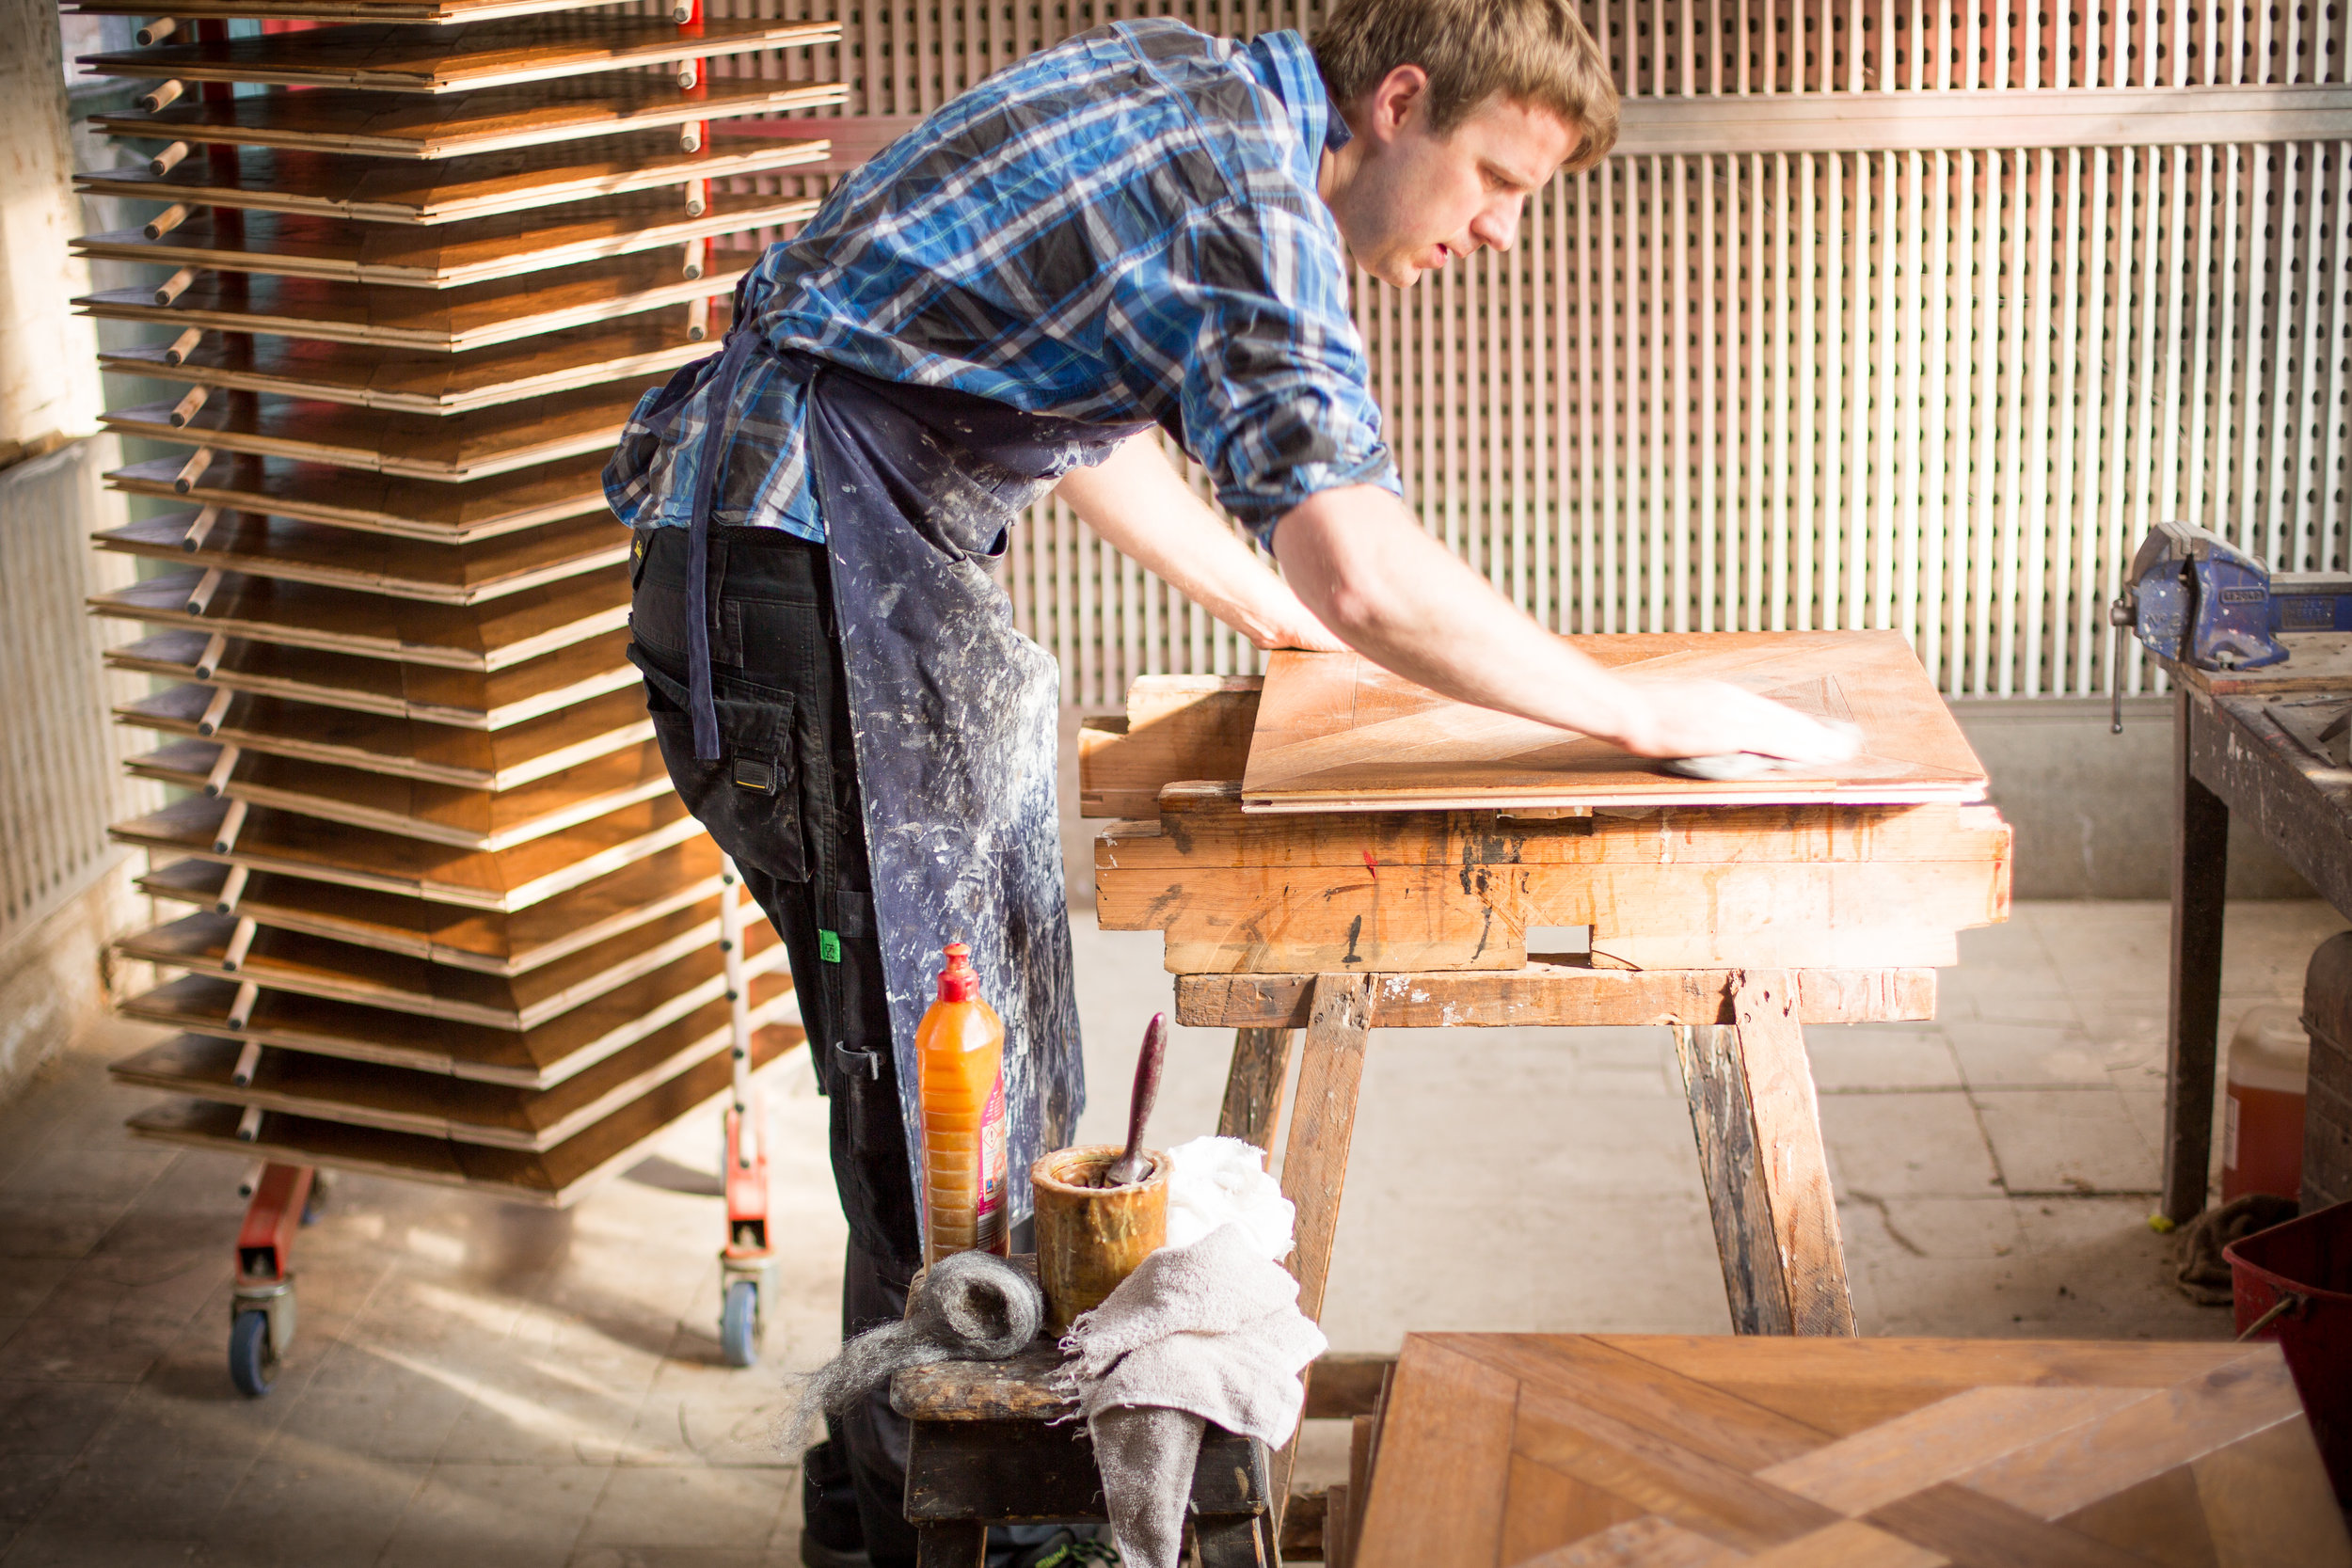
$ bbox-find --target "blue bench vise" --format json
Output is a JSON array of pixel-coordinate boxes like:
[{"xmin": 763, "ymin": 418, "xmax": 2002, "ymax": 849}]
[{"xmin": 2108, "ymin": 520, "xmax": 2352, "ymax": 731}]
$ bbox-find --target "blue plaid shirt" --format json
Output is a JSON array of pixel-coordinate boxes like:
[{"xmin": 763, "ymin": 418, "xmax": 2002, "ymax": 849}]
[{"xmin": 603, "ymin": 19, "xmax": 1399, "ymax": 545}]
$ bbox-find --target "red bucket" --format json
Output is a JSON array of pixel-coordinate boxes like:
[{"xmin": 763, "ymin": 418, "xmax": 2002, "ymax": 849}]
[{"xmin": 2225, "ymin": 1196, "xmax": 2352, "ymax": 1505}]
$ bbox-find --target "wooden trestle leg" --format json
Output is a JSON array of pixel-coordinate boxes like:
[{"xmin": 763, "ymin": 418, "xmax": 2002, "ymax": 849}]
[
  {"xmin": 1266, "ymin": 974, "xmax": 1375, "ymax": 1528},
  {"xmin": 1674, "ymin": 970, "xmax": 1856, "ymax": 1336},
  {"xmin": 1218, "ymin": 1026, "xmax": 1296, "ymax": 1150}
]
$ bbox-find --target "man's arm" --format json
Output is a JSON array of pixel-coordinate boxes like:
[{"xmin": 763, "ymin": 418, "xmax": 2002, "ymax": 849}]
[
  {"xmin": 1053, "ymin": 433, "xmax": 1345, "ymax": 653},
  {"xmin": 1273, "ymin": 485, "xmax": 1857, "ymax": 762}
]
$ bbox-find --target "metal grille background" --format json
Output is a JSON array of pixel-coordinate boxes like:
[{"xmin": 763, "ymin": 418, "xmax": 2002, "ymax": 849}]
[
  {"xmin": 708, "ymin": 1, "xmax": 2352, "ymax": 705},
  {"xmin": 0, "ymin": 440, "xmax": 154, "ymax": 942}
]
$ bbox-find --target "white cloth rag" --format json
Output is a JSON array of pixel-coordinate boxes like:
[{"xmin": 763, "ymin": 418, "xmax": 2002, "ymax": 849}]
[
  {"xmin": 1162, "ymin": 1134, "xmax": 1296, "ymax": 1260},
  {"xmin": 1053, "ymin": 1222, "xmax": 1327, "ymax": 1568}
]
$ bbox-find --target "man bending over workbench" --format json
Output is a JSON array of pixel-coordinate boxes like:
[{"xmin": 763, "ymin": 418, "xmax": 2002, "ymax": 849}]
[{"xmin": 607, "ymin": 2, "xmax": 1855, "ymax": 1562}]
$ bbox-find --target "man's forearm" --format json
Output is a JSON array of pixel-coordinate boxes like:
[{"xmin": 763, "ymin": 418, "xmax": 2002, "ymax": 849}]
[
  {"xmin": 1052, "ymin": 434, "xmax": 1340, "ymax": 651},
  {"xmin": 1272, "ymin": 485, "xmax": 1853, "ymax": 762}
]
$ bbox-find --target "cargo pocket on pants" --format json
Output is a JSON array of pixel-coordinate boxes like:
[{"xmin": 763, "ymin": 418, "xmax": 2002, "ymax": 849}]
[{"xmin": 636, "ymin": 650, "xmax": 809, "ymax": 883}]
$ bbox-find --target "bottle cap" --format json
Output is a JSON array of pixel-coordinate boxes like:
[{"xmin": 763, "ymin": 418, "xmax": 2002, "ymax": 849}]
[{"xmin": 937, "ymin": 942, "xmax": 978, "ymax": 1003}]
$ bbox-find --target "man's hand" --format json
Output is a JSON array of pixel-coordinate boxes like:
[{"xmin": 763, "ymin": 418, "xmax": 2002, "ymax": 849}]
[
  {"xmin": 1053, "ymin": 434, "xmax": 1341, "ymax": 651},
  {"xmin": 1273, "ymin": 484, "xmax": 1860, "ymax": 763}
]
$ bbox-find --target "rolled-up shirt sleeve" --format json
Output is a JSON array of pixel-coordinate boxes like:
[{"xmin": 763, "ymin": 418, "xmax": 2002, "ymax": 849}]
[{"xmin": 1107, "ymin": 196, "xmax": 1401, "ymax": 545}]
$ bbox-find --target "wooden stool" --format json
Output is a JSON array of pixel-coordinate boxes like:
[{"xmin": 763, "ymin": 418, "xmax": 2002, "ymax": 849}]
[
  {"xmin": 891, "ymin": 1340, "xmax": 1279, "ymax": 1567},
  {"xmin": 1345, "ymin": 1332, "xmax": 2352, "ymax": 1567}
]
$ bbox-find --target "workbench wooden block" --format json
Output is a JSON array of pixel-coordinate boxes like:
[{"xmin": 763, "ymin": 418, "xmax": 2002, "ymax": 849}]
[
  {"xmin": 1076, "ymin": 673, "xmax": 1262, "ymax": 817},
  {"xmin": 1353, "ymin": 1333, "xmax": 2352, "ymax": 1567},
  {"xmin": 1096, "ymin": 781, "xmax": 2010, "ymax": 974},
  {"xmin": 1176, "ymin": 964, "xmax": 1937, "ymax": 1031}
]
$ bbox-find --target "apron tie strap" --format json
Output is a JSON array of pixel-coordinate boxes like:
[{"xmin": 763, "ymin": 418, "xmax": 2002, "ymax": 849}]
[{"xmin": 684, "ymin": 329, "xmax": 761, "ymax": 760}]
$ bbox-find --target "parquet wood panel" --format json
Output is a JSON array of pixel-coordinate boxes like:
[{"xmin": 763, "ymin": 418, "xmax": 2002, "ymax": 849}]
[
  {"xmin": 135, "ymin": 839, "xmax": 725, "ymax": 975},
  {"xmin": 1243, "ymin": 636, "xmax": 1991, "ymax": 814},
  {"xmin": 119, "ymin": 938, "xmax": 787, "ymax": 1085},
  {"xmin": 89, "ymin": 565, "xmax": 628, "ymax": 670},
  {"xmin": 95, "ymin": 511, "xmax": 624, "ymax": 604},
  {"xmin": 74, "ymin": 192, "xmax": 816, "ymax": 287},
  {"xmin": 69, "ymin": 0, "xmax": 627, "ymax": 26},
  {"xmin": 91, "ymin": 78, "xmax": 847, "ymax": 159},
  {"xmin": 100, "ymin": 388, "xmax": 642, "ymax": 480},
  {"xmin": 122, "ymin": 1014, "xmax": 795, "ymax": 1203},
  {"xmin": 123, "ymin": 736, "xmax": 671, "ymax": 849},
  {"xmin": 75, "ymin": 135, "xmax": 824, "ymax": 226},
  {"xmin": 101, "ymin": 313, "xmax": 726, "ymax": 416},
  {"xmin": 110, "ymin": 630, "xmax": 631, "ymax": 731},
  {"xmin": 79, "ymin": 18, "xmax": 838, "ymax": 94},
  {"xmin": 112, "ymin": 983, "xmax": 799, "ymax": 1148},
  {"xmin": 1354, "ymin": 1334, "xmax": 2352, "ymax": 1568},
  {"xmin": 109, "ymin": 793, "xmax": 702, "ymax": 911},
  {"xmin": 78, "ymin": 255, "xmax": 759, "ymax": 353},
  {"xmin": 116, "ymin": 682, "xmax": 649, "ymax": 787},
  {"xmin": 104, "ymin": 452, "xmax": 608, "ymax": 543},
  {"xmin": 115, "ymin": 897, "xmax": 773, "ymax": 1028}
]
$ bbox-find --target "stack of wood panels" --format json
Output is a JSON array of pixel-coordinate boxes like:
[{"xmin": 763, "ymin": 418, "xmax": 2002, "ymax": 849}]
[{"xmin": 69, "ymin": 0, "xmax": 840, "ymax": 1203}]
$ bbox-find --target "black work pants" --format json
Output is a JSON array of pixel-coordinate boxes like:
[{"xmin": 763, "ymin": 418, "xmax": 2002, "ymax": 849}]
[{"xmin": 629, "ymin": 523, "xmax": 923, "ymax": 1567}]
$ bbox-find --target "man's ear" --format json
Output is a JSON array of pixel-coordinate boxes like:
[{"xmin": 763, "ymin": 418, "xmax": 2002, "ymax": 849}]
[{"xmin": 1359, "ymin": 63, "xmax": 1428, "ymax": 145}]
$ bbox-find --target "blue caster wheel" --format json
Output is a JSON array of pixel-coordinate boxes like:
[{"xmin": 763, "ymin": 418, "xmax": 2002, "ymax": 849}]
[
  {"xmin": 720, "ymin": 1278, "xmax": 759, "ymax": 1368},
  {"xmin": 229, "ymin": 1308, "xmax": 277, "ymax": 1397}
]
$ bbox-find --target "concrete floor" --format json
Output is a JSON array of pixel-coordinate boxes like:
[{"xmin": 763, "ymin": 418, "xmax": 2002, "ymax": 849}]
[{"xmin": 0, "ymin": 896, "xmax": 2342, "ymax": 1566}]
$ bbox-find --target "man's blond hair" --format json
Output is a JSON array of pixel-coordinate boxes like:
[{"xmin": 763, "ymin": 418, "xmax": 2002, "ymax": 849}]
[{"xmin": 1311, "ymin": 0, "xmax": 1619, "ymax": 171}]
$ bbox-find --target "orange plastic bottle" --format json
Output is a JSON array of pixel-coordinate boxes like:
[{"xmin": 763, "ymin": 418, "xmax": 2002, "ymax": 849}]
[{"xmin": 917, "ymin": 942, "xmax": 1009, "ymax": 1263}]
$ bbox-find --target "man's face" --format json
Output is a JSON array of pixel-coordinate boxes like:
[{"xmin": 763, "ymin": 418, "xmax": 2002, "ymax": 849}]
[{"xmin": 1323, "ymin": 68, "xmax": 1579, "ymax": 289}]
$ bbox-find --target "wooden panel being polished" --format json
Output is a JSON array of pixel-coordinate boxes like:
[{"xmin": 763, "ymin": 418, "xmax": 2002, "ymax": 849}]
[
  {"xmin": 125, "ymin": 736, "xmax": 672, "ymax": 850},
  {"xmin": 1244, "ymin": 636, "xmax": 1990, "ymax": 813},
  {"xmin": 79, "ymin": 254, "xmax": 758, "ymax": 353},
  {"xmin": 97, "ymin": 511, "xmax": 624, "ymax": 604},
  {"xmin": 111, "ymin": 793, "xmax": 702, "ymax": 911},
  {"xmin": 116, "ymin": 990, "xmax": 797, "ymax": 1150},
  {"xmin": 90, "ymin": 565, "xmax": 627, "ymax": 671},
  {"xmin": 93, "ymin": 78, "xmax": 847, "ymax": 160},
  {"xmin": 80, "ymin": 17, "xmax": 839, "ymax": 94},
  {"xmin": 101, "ymin": 386, "xmax": 644, "ymax": 480},
  {"xmin": 75, "ymin": 193, "xmax": 814, "ymax": 288},
  {"xmin": 1355, "ymin": 1333, "xmax": 2351, "ymax": 1568},
  {"xmin": 75, "ymin": 135, "xmax": 825, "ymax": 226},
  {"xmin": 137, "ymin": 838, "xmax": 725, "ymax": 976},
  {"xmin": 123, "ymin": 1015, "xmax": 799, "ymax": 1202},
  {"xmin": 116, "ymin": 897, "xmax": 774, "ymax": 1029},
  {"xmin": 121, "ymin": 940, "xmax": 787, "ymax": 1085},
  {"xmin": 117, "ymin": 681, "xmax": 649, "ymax": 788},
  {"xmin": 107, "ymin": 451, "xmax": 607, "ymax": 542},
  {"xmin": 102, "ymin": 312, "xmax": 726, "ymax": 416}
]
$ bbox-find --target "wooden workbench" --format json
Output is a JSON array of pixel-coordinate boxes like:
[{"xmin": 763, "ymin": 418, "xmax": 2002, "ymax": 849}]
[
  {"xmin": 1085, "ymin": 656, "xmax": 2013, "ymax": 1526},
  {"xmin": 2159, "ymin": 636, "xmax": 2352, "ymax": 1220}
]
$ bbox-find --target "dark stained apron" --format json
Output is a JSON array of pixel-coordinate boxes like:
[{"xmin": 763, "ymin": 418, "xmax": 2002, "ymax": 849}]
[{"xmin": 666, "ymin": 339, "xmax": 1145, "ymax": 1234}]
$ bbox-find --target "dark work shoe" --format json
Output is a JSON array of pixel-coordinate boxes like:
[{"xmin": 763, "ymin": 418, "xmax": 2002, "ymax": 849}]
[
  {"xmin": 801, "ymin": 1441, "xmax": 868, "ymax": 1568},
  {"xmin": 988, "ymin": 1524, "xmax": 1119, "ymax": 1568}
]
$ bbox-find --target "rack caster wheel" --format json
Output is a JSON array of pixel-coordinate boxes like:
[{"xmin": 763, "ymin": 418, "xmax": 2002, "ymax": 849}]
[
  {"xmin": 721, "ymin": 1277, "xmax": 759, "ymax": 1368},
  {"xmin": 229, "ymin": 1307, "xmax": 277, "ymax": 1397}
]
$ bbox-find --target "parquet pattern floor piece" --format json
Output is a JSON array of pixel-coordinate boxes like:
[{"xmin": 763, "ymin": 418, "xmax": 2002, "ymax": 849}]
[
  {"xmin": 73, "ymin": 134, "xmax": 825, "ymax": 225},
  {"xmin": 78, "ymin": 253, "xmax": 760, "ymax": 353},
  {"xmin": 73, "ymin": 192, "xmax": 815, "ymax": 287},
  {"xmin": 1243, "ymin": 635, "xmax": 1990, "ymax": 814},
  {"xmin": 91, "ymin": 76, "xmax": 846, "ymax": 159},
  {"xmin": 1356, "ymin": 1334, "xmax": 2352, "ymax": 1568},
  {"xmin": 78, "ymin": 16, "xmax": 838, "ymax": 94}
]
